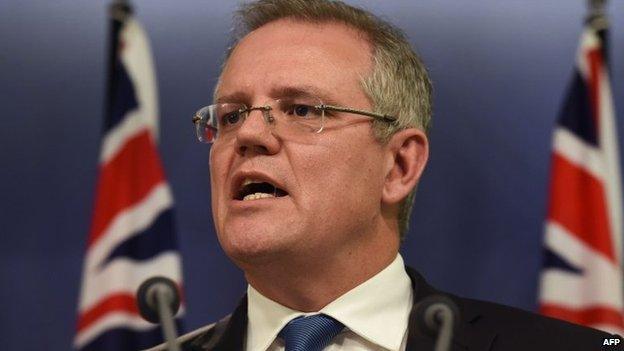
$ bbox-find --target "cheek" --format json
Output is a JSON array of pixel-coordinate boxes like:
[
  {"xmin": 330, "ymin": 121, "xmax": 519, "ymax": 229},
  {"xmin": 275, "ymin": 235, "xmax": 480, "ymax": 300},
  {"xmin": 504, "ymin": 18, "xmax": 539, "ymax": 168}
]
[
  {"xmin": 209, "ymin": 148, "xmax": 231, "ymax": 219},
  {"xmin": 208, "ymin": 153, "xmax": 219, "ymax": 200},
  {"xmin": 295, "ymin": 140, "xmax": 384, "ymax": 217}
]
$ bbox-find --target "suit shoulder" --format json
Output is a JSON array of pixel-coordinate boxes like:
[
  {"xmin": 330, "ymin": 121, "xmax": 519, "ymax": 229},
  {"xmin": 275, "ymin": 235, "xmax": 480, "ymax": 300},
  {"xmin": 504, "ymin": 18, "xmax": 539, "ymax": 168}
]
[
  {"xmin": 459, "ymin": 297, "xmax": 622, "ymax": 350},
  {"xmin": 462, "ymin": 297, "xmax": 606, "ymax": 334},
  {"xmin": 142, "ymin": 314, "xmax": 231, "ymax": 351}
]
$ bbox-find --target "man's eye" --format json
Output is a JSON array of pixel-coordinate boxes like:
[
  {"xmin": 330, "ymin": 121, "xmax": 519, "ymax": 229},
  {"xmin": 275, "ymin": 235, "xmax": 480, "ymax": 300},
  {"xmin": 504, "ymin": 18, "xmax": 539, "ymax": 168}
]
[
  {"xmin": 221, "ymin": 111, "xmax": 241, "ymax": 125},
  {"xmin": 294, "ymin": 105, "xmax": 310, "ymax": 116},
  {"xmin": 287, "ymin": 104, "xmax": 315, "ymax": 118}
]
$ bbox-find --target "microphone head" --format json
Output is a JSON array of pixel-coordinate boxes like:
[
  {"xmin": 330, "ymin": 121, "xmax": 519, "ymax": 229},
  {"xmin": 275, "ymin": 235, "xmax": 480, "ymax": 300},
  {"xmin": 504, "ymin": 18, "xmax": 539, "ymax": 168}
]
[
  {"xmin": 412, "ymin": 294, "xmax": 460, "ymax": 338},
  {"xmin": 136, "ymin": 276, "xmax": 181, "ymax": 324}
]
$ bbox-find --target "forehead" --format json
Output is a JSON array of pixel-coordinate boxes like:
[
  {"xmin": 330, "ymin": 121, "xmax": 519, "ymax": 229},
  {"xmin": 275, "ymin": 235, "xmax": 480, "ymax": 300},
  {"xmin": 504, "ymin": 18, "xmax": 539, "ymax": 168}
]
[{"xmin": 217, "ymin": 19, "xmax": 373, "ymax": 103}]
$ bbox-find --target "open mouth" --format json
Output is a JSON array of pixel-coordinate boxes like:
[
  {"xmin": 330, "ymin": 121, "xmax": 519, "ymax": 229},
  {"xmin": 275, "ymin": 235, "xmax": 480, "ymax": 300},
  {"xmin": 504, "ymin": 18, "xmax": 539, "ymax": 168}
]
[{"xmin": 235, "ymin": 179, "xmax": 289, "ymax": 201}]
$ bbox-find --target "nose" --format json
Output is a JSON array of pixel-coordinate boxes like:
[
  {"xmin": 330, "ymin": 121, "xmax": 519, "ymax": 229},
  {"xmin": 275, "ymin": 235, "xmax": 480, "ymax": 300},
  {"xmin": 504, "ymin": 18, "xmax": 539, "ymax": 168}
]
[{"xmin": 235, "ymin": 108, "xmax": 280, "ymax": 156}]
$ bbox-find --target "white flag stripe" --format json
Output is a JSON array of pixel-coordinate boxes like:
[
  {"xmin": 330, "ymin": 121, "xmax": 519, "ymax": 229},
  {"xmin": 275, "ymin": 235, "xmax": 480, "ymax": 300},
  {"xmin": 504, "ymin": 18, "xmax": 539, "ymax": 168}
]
[
  {"xmin": 597, "ymin": 69, "xmax": 623, "ymax": 265},
  {"xmin": 99, "ymin": 109, "xmax": 150, "ymax": 164},
  {"xmin": 543, "ymin": 221, "xmax": 623, "ymax": 308},
  {"xmin": 120, "ymin": 18, "xmax": 159, "ymax": 139},
  {"xmin": 84, "ymin": 183, "xmax": 173, "ymax": 272},
  {"xmin": 79, "ymin": 252, "xmax": 181, "ymax": 312},
  {"xmin": 74, "ymin": 312, "xmax": 157, "ymax": 349},
  {"xmin": 544, "ymin": 221, "xmax": 618, "ymax": 271},
  {"xmin": 575, "ymin": 30, "xmax": 598, "ymax": 80},
  {"xmin": 553, "ymin": 128, "xmax": 605, "ymax": 181},
  {"xmin": 539, "ymin": 269, "xmax": 622, "ymax": 309}
]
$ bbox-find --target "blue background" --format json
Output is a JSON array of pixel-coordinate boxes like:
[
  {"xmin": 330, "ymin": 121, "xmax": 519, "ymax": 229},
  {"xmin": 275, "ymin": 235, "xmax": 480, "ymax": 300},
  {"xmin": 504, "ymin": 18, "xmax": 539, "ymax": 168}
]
[{"xmin": 1, "ymin": 1, "xmax": 624, "ymax": 350}]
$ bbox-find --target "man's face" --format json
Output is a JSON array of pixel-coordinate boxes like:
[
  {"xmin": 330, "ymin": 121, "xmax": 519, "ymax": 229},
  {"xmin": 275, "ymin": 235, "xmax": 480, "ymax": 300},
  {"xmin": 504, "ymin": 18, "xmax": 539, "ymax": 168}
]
[{"xmin": 210, "ymin": 19, "xmax": 388, "ymax": 267}]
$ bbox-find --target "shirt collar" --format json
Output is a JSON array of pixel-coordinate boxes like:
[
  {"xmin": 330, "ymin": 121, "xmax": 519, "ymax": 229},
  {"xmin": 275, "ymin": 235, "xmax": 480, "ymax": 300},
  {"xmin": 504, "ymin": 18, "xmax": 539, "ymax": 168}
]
[
  {"xmin": 247, "ymin": 281, "xmax": 306, "ymax": 351},
  {"xmin": 247, "ymin": 254, "xmax": 413, "ymax": 351}
]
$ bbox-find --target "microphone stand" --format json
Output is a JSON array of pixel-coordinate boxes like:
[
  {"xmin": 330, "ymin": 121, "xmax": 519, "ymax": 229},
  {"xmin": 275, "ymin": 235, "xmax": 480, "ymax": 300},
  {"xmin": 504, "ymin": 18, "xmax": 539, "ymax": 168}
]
[
  {"xmin": 425, "ymin": 303, "xmax": 456, "ymax": 351},
  {"xmin": 154, "ymin": 284, "xmax": 181, "ymax": 351},
  {"xmin": 137, "ymin": 277, "xmax": 182, "ymax": 351},
  {"xmin": 413, "ymin": 295, "xmax": 460, "ymax": 351}
]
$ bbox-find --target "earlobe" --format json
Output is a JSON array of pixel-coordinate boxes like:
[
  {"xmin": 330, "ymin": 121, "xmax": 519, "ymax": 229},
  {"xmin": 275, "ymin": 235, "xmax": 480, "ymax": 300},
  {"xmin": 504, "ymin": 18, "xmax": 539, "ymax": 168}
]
[{"xmin": 382, "ymin": 128, "xmax": 429, "ymax": 204}]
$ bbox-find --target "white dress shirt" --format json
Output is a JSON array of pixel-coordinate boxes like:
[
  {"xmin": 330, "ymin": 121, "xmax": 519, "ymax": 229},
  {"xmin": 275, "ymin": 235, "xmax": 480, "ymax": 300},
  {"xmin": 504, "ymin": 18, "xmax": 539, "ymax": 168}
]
[{"xmin": 246, "ymin": 254, "xmax": 413, "ymax": 351}]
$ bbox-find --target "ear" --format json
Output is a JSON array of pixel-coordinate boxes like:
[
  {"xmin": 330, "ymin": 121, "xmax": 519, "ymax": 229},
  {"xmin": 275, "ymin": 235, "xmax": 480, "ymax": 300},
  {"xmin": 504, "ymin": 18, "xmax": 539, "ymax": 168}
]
[{"xmin": 381, "ymin": 128, "xmax": 429, "ymax": 205}]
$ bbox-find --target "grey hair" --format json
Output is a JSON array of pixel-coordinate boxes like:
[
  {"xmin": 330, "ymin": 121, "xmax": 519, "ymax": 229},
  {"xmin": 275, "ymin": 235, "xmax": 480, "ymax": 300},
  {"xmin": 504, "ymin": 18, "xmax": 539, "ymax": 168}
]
[{"xmin": 217, "ymin": 0, "xmax": 432, "ymax": 240}]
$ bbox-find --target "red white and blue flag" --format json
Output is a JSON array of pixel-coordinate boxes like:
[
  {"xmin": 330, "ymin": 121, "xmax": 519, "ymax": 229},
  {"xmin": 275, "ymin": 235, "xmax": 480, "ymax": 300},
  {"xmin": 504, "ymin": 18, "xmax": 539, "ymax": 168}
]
[
  {"xmin": 74, "ymin": 4, "xmax": 184, "ymax": 350},
  {"xmin": 538, "ymin": 17, "xmax": 624, "ymax": 335}
]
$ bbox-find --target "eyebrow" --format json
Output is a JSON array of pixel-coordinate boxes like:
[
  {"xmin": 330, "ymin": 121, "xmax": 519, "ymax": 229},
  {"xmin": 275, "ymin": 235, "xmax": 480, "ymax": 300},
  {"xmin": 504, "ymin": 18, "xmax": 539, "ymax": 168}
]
[
  {"xmin": 215, "ymin": 91, "xmax": 249, "ymax": 104},
  {"xmin": 215, "ymin": 85, "xmax": 340, "ymax": 106}
]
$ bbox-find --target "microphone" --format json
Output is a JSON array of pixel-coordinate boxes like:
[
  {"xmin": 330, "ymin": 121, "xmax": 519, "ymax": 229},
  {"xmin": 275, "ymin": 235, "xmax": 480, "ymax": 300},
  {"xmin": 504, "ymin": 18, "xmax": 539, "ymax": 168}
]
[
  {"xmin": 413, "ymin": 294, "xmax": 460, "ymax": 351},
  {"xmin": 137, "ymin": 276, "xmax": 182, "ymax": 351}
]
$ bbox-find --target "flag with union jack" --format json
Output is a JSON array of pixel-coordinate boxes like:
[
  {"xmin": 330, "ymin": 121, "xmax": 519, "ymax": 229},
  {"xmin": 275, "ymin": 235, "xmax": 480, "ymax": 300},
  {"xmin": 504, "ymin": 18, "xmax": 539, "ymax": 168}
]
[
  {"xmin": 74, "ymin": 2, "xmax": 184, "ymax": 350},
  {"xmin": 538, "ymin": 12, "xmax": 623, "ymax": 335}
]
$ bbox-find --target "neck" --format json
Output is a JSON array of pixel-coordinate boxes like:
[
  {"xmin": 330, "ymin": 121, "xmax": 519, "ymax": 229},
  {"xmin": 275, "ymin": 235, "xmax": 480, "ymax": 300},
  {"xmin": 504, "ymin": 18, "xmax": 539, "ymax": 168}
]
[{"xmin": 243, "ymin": 228, "xmax": 399, "ymax": 312}]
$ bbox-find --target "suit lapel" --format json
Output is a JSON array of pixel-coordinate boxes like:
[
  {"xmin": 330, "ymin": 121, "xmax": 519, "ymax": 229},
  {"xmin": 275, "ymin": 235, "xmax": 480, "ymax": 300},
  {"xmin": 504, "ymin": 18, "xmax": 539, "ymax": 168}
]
[
  {"xmin": 215, "ymin": 295, "xmax": 247, "ymax": 351},
  {"xmin": 192, "ymin": 295, "xmax": 247, "ymax": 351},
  {"xmin": 405, "ymin": 266, "xmax": 497, "ymax": 351}
]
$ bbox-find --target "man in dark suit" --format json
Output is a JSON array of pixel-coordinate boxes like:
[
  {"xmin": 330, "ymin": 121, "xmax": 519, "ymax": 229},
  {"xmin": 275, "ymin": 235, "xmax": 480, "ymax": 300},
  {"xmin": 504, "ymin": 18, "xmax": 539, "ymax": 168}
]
[{"xmin": 151, "ymin": 0, "xmax": 622, "ymax": 350}]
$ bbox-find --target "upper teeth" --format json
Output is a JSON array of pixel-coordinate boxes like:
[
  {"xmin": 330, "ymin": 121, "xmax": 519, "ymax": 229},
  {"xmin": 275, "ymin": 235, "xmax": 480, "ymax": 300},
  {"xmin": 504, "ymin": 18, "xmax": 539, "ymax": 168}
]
[{"xmin": 242, "ymin": 178, "xmax": 262, "ymax": 187}]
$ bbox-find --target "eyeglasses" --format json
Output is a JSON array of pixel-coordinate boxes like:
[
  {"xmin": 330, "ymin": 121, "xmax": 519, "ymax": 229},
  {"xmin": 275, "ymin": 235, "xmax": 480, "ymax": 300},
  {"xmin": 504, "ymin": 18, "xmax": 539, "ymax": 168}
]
[{"xmin": 192, "ymin": 95, "xmax": 397, "ymax": 143}]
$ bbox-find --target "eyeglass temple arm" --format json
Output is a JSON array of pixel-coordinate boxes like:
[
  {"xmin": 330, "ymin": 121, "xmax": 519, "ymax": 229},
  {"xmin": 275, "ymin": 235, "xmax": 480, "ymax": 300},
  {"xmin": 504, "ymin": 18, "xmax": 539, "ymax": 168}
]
[{"xmin": 318, "ymin": 104, "xmax": 397, "ymax": 123}]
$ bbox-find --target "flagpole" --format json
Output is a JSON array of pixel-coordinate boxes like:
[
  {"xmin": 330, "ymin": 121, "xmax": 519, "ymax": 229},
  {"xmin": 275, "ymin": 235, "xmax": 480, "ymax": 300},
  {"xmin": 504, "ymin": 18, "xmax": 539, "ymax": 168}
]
[
  {"xmin": 587, "ymin": 0, "xmax": 608, "ymax": 30},
  {"xmin": 110, "ymin": 0, "xmax": 132, "ymax": 22}
]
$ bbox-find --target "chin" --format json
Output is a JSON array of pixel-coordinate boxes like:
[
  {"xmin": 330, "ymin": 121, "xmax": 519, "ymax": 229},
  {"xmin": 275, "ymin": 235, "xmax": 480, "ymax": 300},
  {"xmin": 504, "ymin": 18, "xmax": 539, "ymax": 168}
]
[{"xmin": 218, "ymin": 222, "xmax": 293, "ymax": 266}]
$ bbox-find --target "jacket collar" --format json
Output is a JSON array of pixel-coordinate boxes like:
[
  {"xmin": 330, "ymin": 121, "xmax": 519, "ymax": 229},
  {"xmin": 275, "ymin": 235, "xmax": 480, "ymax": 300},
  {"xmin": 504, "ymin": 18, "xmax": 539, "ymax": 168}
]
[{"xmin": 206, "ymin": 266, "xmax": 496, "ymax": 351}]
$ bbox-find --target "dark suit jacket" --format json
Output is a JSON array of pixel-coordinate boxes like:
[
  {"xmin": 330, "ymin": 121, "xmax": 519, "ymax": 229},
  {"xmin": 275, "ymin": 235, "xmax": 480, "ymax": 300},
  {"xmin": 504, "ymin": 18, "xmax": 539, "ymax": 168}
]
[{"xmin": 158, "ymin": 267, "xmax": 622, "ymax": 351}]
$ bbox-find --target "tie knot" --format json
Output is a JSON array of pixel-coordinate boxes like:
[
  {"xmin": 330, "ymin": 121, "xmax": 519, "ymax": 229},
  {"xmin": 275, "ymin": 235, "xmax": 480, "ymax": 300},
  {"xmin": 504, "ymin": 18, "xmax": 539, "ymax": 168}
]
[{"xmin": 278, "ymin": 314, "xmax": 344, "ymax": 351}]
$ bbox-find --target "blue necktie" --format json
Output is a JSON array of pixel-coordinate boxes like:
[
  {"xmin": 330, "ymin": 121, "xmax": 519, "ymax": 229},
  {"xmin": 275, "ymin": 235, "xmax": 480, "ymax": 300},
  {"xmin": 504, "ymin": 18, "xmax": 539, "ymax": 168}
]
[{"xmin": 278, "ymin": 314, "xmax": 345, "ymax": 351}]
